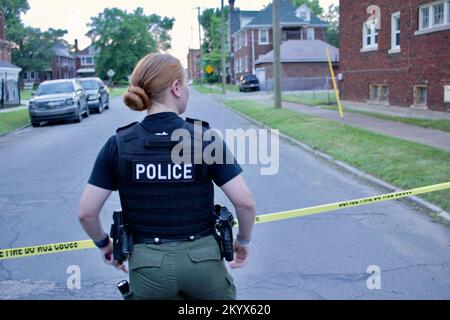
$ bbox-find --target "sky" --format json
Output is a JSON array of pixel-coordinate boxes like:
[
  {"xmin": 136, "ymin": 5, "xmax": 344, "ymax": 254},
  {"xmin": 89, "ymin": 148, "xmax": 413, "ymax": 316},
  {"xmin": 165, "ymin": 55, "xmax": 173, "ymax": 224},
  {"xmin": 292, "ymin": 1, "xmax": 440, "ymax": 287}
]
[{"xmin": 21, "ymin": 0, "xmax": 338, "ymax": 66}]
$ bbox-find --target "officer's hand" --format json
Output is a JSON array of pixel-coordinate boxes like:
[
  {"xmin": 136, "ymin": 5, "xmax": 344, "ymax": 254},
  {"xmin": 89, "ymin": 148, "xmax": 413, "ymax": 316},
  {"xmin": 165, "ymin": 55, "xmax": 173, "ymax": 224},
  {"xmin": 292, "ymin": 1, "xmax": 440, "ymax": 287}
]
[
  {"xmin": 100, "ymin": 239, "xmax": 128, "ymax": 274},
  {"xmin": 229, "ymin": 241, "xmax": 249, "ymax": 269}
]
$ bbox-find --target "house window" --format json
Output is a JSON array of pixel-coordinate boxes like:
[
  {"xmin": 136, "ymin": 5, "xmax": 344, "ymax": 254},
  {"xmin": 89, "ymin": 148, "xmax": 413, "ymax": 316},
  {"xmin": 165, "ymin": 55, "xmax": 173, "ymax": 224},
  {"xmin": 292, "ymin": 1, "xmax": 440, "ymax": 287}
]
[
  {"xmin": 244, "ymin": 31, "xmax": 247, "ymax": 47},
  {"xmin": 390, "ymin": 12, "xmax": 401, "ymax": 52},
  {"xmin": 29, "ymin": 71, "xmax": 36, "ymax": 80},
  {"xmin": 369, "ymin": 84, "xmax": 389, "ymax": 103},
  {"xmin": 259, "ymin": 28, "xmax": 269, "ymax": 44},
  {"xmin": 306, "ymin": 28, "xmax": 315, "ymax": 40},
  {"xmin": 362, "ymin": 23, "xmax": 378, "ymax": 50},
  {"xmin": 433, "ymin": 2, "xmax": 445, "ymax": 25},
  {"xmin": 245, "ymin": 55, "xmax": 248, "ymax": 72},
  {"xmin": 413, "ymin": 85, "xmax": 428, "ymax": 108},
  {"xmin": 418, "ymin": 1, "xmax": 450, "ymax": 33}
]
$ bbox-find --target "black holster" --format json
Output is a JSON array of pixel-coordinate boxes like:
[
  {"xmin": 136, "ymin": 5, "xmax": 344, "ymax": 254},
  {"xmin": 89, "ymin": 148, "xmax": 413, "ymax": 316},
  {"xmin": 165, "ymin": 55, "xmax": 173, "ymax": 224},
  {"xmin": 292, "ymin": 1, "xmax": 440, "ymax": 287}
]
[
  {"xmin": 110, "ymin": 210, "xmax": 133, "ymax": 262},
  {"xmin": 213, "ymin": 205, "xmax": 235, "ymax": 262}
]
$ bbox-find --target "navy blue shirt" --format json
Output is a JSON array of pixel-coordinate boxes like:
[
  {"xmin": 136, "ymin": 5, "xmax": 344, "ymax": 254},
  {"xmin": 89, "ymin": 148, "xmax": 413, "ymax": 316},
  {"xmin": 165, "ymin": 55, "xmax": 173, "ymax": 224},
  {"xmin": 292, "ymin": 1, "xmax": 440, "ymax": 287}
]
[{"xmin": 88, "ymin": 112, "xmax": 243, "ymax": 191}]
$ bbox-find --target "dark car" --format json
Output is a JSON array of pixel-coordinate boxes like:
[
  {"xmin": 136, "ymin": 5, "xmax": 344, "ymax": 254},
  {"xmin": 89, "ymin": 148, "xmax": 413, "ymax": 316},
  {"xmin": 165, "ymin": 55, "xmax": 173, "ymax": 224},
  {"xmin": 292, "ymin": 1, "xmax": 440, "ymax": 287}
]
[
  {"xmin": 28, "ymin": 79, "xmax": 89, "ymax": 127},
  {"xmin": 239, "ymin": 74, "xmax": 260, "ymax": 92},
  {"xmin": 79, "ymin": 77, "xmax": 110, "ymax": 114}
]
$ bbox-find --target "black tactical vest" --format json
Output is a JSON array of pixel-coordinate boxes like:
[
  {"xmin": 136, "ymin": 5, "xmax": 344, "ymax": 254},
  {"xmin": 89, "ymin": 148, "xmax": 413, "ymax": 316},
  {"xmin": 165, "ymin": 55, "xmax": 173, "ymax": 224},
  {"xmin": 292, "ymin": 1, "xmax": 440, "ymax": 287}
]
[{"xmin": 115, "ymin": 118, "xmax": 214, "ymax": 238}]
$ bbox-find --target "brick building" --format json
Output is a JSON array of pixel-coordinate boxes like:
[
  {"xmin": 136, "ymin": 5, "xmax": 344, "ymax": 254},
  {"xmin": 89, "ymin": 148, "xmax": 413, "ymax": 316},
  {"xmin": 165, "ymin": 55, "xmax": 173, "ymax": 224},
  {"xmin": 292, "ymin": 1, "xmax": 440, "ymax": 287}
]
[
  {"xmin": 23, "ymin": 43, "xmax": 76, "ymax": 84},
  {"xmin": 74, "ymin": 40, "xmax": 98, "ymax": 78},
  {"xmin": 0, "ymin": 11, "xmax": 21, "ymax": 106},
  {"xmin": 340, "ymin": 0, "xmax": 450, "ymax": 112},
  {"xmin": 255, "ymin": 39, "xmax": 339, "ymax": 90},
  {"xmin": 229, "ymin": 0, "xmax": 328, "ymax": 84},
  {"xmin": 187, "ymin": 48, "xmax": 200, "ymax": 80}
]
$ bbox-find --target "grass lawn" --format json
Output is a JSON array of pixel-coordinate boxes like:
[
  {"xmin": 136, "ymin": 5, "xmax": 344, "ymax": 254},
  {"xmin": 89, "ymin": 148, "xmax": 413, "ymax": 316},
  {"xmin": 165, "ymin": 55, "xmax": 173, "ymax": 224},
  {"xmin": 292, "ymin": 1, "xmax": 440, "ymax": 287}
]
[
  {"xmin": 20, "ymin": 90, "xmax": 33, "ymax": 101},
  {"xmin": 224, "ymin": 99, "xmax": 450, "ymax": 214},
  {"xmin": 109, "ymin": 86, "xmax": 129, "ymax": 98},
  {"xmin": 192, "ymin": 85, "xmax": 223, "ymax": 94},
  {"xmin": 283, "ymin": 91, "xmax": 337, "ymax": 106},
  {"xmin": 0, "ymin": 109, "xmax": 30, "ymax": 134},
  {"xmin": 323, "ymin": 106, "xmax": 450, "ymax": 133}
]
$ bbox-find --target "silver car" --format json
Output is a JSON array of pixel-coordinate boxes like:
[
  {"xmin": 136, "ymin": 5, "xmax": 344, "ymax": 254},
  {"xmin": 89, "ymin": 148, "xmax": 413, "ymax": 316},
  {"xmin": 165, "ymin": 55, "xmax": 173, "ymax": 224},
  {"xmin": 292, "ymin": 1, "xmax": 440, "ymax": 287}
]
[
  {"xmin": 28, "ymin": 79, "xmax": 89, "ymax": 127},
  {"xmin": 79, "ymin": 77, "xmax": 110, "ymax": 114}
]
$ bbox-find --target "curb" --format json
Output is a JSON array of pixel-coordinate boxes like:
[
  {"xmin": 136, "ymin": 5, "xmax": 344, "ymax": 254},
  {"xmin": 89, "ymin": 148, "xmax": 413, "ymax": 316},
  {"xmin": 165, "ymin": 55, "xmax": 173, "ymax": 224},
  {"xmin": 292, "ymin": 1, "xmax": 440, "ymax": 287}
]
[
  {"xmin": 223, "ymin": 104, "xmax": 450, "ymax": 223},
  {"xmin": 0, "ymin": 124, "xmax": 32, "ymax": 138}
]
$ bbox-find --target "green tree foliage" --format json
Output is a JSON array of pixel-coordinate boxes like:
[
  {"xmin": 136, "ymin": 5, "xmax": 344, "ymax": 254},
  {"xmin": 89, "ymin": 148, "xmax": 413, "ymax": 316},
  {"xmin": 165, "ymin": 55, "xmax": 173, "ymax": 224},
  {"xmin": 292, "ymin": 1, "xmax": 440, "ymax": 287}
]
[
  {"xmin": 292, "ymin": 0, "xmax": 323, "ymax": 16},
  {"xmin": 13, "ymin": 27, "xmax": 68, "ymax": 73},
  {"xmin": 86, "ymin": 7, "xmax": 174, "ymax": 81},
  {"xmin": 322, "ymin": 4, "xmax": 339, "ymax": 47},
  {"xmin": 2, "ymin": 0, "xmax": 67, "ymax": 75},
  {"xmin": 199, "ymin": 7, "xmax": 229, "ymax": 82}
]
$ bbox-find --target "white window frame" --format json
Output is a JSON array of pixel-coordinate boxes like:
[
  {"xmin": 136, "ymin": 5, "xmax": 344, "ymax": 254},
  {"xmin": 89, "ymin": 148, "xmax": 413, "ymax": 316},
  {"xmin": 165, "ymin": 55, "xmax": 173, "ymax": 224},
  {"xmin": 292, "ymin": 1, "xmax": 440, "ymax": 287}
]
[
  {"xmin": 245, "ymin": 55, "xmax": 248, "ymax": 72},
  {"xmin": 306, "ymin": 28, "xmax": 315, "ymax": 40},
  {"xmin": 412, "ymin": 85, "xmax": 428, "ymax": 109},
  {"xmin": 259, "ymin": 28, "xmax": 269, "ymax": 45},
  {"xmin": 416, "ymin": 0, "xmax": 450, "ymax": 35},
  {"xmin": 389, "ymin": 12, "xmax": 401, "ymax": 54},
  {"xmin": 244, "ymin": 31, "xmax": 248, "ymax": 47},
  {"xmin": 361, "ymin": 23, "xmax": 378, "ymax": 52}
]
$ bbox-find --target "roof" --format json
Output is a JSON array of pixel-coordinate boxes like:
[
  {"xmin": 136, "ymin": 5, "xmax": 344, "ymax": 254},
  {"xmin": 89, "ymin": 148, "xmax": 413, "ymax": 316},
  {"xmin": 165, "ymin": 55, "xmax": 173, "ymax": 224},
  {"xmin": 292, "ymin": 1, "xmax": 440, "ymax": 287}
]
[
  {"xmin": 246, "ymin": 0, "xmax": 328, "ymax": 27},
  {"xmin": 75, "ymin": 44, "xmax": 99, "ymax": 56},
  {"xmin": 255, "ymin": 40, "xmax": 339, "ymax": 64},
  {"xmin": 53, "ymin": 43, "xmax": 75, "ymax": 59},
  {"xmin": 229, "ymin": 9, "xmax": 260, "ymax": 35},
  {"xmin": 0, "ymin": 60, "xmax": 21, "ymax": 70}
]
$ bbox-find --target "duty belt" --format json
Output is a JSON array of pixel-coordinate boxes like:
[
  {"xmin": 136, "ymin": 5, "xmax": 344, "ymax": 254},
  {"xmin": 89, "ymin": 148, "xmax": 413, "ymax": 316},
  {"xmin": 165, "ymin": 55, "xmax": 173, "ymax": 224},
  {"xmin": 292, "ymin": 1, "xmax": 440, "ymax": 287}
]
[{"xmin": 133, "ymin": 228, "xmax": 215, "ymax": 245}]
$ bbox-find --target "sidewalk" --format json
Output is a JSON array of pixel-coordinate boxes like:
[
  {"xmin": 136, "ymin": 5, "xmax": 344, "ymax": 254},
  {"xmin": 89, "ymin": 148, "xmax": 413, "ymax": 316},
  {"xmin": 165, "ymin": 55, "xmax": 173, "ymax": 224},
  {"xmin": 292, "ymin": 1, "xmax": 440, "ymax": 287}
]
[
  {"xmin": 233, "ymin": 94, "xmax": 450, "ymax": 153},
  {"xmin": 0, "ymin": 101, "xmax": 28, "ymax": 113}
]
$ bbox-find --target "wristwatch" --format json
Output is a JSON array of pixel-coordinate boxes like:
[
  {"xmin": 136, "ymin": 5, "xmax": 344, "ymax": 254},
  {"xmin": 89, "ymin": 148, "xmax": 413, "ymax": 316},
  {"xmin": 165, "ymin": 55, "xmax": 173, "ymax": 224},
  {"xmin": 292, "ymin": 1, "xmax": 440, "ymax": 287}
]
[{"xmin": 94, "ymin": 234, "xmax": 110, "ymax": 249}]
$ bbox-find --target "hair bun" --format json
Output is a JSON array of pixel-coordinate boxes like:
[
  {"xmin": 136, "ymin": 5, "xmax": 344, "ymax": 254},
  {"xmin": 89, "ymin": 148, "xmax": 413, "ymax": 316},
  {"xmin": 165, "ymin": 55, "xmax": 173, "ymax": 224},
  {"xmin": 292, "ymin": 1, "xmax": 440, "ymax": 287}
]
[{"xmin": 123, "ymin": 86, "xmax": 150, "ymax": 111}]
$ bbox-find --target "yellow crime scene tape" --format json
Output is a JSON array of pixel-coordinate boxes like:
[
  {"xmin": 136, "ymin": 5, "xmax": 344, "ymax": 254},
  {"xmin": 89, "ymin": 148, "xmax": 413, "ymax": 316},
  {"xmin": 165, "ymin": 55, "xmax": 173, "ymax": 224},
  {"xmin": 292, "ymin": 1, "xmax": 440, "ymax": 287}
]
[{"xmin": 1, "ymin": 182, "xmax": 449, "ymax": 261}]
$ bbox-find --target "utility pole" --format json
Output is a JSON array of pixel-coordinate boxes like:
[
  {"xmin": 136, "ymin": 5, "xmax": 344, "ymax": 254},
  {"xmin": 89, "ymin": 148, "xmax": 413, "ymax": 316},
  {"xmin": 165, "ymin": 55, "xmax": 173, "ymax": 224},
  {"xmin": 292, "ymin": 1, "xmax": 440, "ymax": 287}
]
[
  {"xmin": 195, "ymin": 6, "xmax": 203, "ymax": 83},
  {"xmin": 272, "ymin": 0, "xmax": 282, "ymax": 108},
  {"xmin": 220, "ymin": 0, "xmax": 227, "ymax": 94}
]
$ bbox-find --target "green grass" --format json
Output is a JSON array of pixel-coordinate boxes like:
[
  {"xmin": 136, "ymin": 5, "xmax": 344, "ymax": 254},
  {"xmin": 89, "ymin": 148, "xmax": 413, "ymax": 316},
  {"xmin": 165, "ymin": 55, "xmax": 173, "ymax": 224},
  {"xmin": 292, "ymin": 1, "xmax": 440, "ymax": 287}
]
[
  {"xmin": 192, "ymin": 84, "xmax": 223, "ymax": 94},
  {"xmin": 20, "ymin": 90, "xmax": 33, "ymax": 101},
  {"xmin": 0, "ymin": 109, "xmax": 30, "ymax": 134},
  {"xmin": 224, "ymin": 99, "xmax": 450, "ymax": 213},
  {"xmin": 322, "ymin": 106, "xmax": 450, "ymax": 133},
  {"xmin": 283, "ymin": 91, "xmax": 337, "ymax": 106},
  {"xmin": 109, "ymin": 86, "xmax": 129, "ymax": 98}
]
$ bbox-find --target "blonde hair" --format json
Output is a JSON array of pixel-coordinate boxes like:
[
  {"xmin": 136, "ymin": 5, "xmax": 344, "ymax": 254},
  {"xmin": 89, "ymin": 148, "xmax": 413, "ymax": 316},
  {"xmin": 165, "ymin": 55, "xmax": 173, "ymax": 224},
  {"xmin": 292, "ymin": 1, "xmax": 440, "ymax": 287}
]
[{"xmin": 123, "ymin": 53, "xmax": 185, "ymax": 111}]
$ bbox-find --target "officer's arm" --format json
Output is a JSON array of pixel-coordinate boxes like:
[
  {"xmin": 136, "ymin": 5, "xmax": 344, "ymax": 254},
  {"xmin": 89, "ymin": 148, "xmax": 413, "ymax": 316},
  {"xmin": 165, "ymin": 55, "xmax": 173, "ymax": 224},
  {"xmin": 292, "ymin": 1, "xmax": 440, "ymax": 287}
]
[
  {"xmin": 78, "ymin": 184, "xmax": 112, "ymax": 242},
  {"xmin": 221, "ymin": 175, "xmax": 256, "ymax": 242}
]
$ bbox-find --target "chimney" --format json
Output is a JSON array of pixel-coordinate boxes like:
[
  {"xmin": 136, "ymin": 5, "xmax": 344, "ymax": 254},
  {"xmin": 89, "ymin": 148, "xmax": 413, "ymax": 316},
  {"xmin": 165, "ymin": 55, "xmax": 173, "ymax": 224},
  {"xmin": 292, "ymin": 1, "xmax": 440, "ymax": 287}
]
[
  {"xmin": 0, "ymin": 12, "xmax": 5, "ymax": 40},
  {"xmin": 74, "ymin": 39, "xmax": 79, "ymax": 52},
  {"xmin": 229, "ymin": 0, "xmax": 235, "ymax": 12}
]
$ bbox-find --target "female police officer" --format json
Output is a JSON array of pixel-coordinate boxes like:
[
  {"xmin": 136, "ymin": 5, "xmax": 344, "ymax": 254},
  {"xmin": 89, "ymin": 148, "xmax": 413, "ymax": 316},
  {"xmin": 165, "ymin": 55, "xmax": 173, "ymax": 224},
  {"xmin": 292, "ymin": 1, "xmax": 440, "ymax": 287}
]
[{"xmin": 77, "ymin": 53, "xmax": 256, "ymax": 300}]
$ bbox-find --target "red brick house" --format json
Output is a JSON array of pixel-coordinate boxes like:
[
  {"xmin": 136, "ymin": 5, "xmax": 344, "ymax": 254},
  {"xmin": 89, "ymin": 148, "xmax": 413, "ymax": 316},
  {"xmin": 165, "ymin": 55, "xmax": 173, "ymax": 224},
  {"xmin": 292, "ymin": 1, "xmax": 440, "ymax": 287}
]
[
  {"xmin": 255, "ymin": 39, "xmax": 339, "ymax": 90},
  {"xmin": 74, "ymin": 40, "xmax": 97, "ymax": 78},
  {"xmin": 340, "ymin": 0, "xmax": 450, "ymax": 112},
  {"xmin": 229, "ymin": 0, "xmax": 329, "ymax": 84}
]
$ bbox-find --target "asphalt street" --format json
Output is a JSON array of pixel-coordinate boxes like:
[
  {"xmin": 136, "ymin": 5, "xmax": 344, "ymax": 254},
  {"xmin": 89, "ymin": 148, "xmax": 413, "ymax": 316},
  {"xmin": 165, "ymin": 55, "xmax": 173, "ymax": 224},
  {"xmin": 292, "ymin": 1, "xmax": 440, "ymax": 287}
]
[{"xmin": 0, "ymin": 89, "xmax": 449, "ymax": 300}]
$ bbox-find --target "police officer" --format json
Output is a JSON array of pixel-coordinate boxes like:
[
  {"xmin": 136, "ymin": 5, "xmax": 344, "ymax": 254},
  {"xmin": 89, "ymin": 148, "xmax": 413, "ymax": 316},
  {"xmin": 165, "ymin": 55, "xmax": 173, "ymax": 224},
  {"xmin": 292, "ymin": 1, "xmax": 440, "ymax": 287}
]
[{"xmin": 78, "ymin": 53, "xmax": 256, "ymax": 300}]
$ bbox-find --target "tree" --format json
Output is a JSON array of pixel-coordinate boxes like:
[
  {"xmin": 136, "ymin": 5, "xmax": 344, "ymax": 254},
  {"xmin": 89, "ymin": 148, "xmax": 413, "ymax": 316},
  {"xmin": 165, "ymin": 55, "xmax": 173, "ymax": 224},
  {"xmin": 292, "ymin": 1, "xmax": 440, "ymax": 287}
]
[
  {"xmin": 292, "ymin": 0, "xmax": 323, "ymax": 16},
  {"xmin": 0, "ymin": 0, "xmax": 29, "ymax": 30},
  {"xmin": 12, "ymin": 27, "xmax": 68, "ymax": 74},
  {"xmin": 322, "ymin": 4, "xmax": 339, "ymax": 47},
  {"xmin": 199, "ymin": 7, "xmax": 229, "ymax": 82},
  {"xmin": 87, "ymin": 7, "xmax": 174, "ymax": 81}
]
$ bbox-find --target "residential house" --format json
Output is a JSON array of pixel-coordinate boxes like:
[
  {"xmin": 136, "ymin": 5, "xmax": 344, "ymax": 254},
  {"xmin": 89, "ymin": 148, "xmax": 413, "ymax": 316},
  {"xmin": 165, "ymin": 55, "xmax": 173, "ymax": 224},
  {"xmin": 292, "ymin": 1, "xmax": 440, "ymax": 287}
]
[
  {"xmin": 255, "ymin": 39, "xmax": 339, "ymax": 90},
  {"xmin": 187, "ymin": 48, "xmax": 201, "ymax": 80},
  {"xmin": 23, "ymin": 43, "xmax": 76, "ymax": 84},
  {"xmin": 0, "ymin": 11, "xmax": 21, "ymax": 106},
  {"xmin": 74, "ymin": 39, "xmax": 97, "ymax": 78},
  {"xmin": 340, "ymin": 0, "xmax": 450, "ymax": 112},
  {"xmin": 229, "ymin": 0, "xmax": 329, "ymax": 84}
]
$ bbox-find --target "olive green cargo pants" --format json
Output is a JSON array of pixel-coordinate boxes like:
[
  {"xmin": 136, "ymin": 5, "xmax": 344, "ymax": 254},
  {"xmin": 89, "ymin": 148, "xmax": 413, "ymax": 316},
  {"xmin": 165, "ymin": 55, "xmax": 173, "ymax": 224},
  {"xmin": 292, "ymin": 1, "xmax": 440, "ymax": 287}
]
[{"xmin": 126, "ymin": 235, "xmax": 236, "ymax": 300}]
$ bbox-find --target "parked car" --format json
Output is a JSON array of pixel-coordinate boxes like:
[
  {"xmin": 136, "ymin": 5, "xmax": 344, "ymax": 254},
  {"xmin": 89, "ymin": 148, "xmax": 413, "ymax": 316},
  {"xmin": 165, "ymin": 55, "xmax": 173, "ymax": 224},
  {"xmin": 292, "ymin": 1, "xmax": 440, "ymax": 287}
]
[
  {"xmin": 28, "ymin": 79, "xmax": 89, "ymax": 127},
  {"xmin": 79, "ymin": 77, "xmax": 110, "ymax": 114},
  {"xmin": 239, "ymin": 74, "xmax": 260, "ymax": 92}
]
